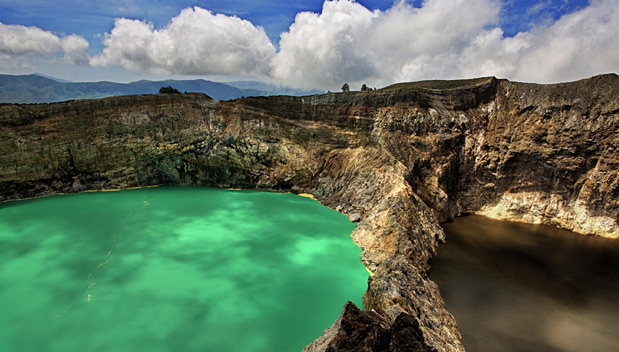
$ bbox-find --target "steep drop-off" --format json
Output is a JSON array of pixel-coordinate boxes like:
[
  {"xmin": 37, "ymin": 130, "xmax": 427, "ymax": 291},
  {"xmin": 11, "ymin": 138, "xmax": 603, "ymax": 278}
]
[{"xmin": 1, "ymin": 74, "xmax": 617, "ymax": 352}]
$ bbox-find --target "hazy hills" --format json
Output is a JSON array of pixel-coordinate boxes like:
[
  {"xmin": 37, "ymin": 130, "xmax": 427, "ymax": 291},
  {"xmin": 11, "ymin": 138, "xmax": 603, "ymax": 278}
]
[{"xmin": 0, "ymin": 74, "xmax": 322, "ymax": 103}]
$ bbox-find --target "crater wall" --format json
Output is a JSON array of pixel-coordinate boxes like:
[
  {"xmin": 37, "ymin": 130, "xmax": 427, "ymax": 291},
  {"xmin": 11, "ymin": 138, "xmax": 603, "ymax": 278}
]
[{"xmin": 1, "ymin": 74, "xmax": 617, "ymax": 351}]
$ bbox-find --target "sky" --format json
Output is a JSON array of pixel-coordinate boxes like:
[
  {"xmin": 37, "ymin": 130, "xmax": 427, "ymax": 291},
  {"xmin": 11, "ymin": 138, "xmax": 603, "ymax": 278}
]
[{"xmin": 0, "ymin": 0, "xmax": 617, "ymax": 90}]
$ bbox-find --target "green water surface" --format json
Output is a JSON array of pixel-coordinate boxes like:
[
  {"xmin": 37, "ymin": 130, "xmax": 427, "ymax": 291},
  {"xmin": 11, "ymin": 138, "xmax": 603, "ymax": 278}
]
[{"xmin": 0, "ymin": 187, "xmax": 367, "ymax": 352}]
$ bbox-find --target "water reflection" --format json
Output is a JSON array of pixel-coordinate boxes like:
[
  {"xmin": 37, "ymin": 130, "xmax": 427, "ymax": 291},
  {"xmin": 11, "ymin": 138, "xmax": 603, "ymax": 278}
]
[
  {"xmin": 0, "ymin": 187, "xmax": 367, "ymax": 352},
  {"xmin": 431, "ymin": 215, "xmax": 619, "ymax": 352}
]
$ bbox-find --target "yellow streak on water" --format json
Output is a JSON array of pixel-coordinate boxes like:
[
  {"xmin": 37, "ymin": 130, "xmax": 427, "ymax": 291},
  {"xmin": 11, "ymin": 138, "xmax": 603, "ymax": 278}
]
[
  {"xmin": 85, "ymin": 283, "xmax": 96, "ymax": 302},
  {"xmin": 5, "ymin": 186, "xmax": 372, "ymax": 304},
  {"xmin": 294, "ymin": 192, "xmax": 373, "ymax": 276},
  {"xmin": 295, "ymin": 192, "xmax": 373, "ymax": 276},
  {"xmin": 0, "ymin": 185, "xmax": 161, "ymax": 204},
  {"xmin": 101, "ymin": 185, "xmax": 159, "ymax": 192},
  {"xmin": 85, "ymin": 241, "xmax": 116, "ymax": 302}
]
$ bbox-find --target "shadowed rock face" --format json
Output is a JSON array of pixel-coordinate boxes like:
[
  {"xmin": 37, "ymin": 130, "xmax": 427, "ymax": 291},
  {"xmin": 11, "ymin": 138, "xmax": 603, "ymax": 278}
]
[{"xmin": 1, "ymin": 75, "xmax": 617, "ymax": 352}]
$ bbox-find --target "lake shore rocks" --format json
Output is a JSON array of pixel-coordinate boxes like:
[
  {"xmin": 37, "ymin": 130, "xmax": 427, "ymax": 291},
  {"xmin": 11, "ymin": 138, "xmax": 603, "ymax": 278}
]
[{"xmin": 1, "ymin": 74, "xmax": 617, "ymax": 351}]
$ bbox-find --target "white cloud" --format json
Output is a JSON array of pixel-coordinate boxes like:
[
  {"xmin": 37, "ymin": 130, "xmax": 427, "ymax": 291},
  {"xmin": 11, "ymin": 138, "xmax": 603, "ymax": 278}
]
[
  {"xmin": 4, "ymin": 0, "xmax": 617, "ymax": 89},
  {"xmin": 270, "ymin": 0, "xmax": 619, "ymax": 90},
  {"xmin": 366, "ymin": 0, "xmax": 501, "ymax": 84},
  {"xmin": 60, "ymin": 35, "xmax": 90, "ymax": 65},
  {"xmin": 90, "ymin": 6, "xmax": 277, "ymax": 76},
  {"xmin": 511, "ymin": 0, "xmax": 619, "ymax": 83},
  {"xmin": 0, "ymin": 22, "xmax": 89, "ymax": 65},
  {"xmin": 271, "ymin": 0, "xmax": 502, "ymax": 90},
  {"xmin": 270, "ymin": 0, "xmax": 378, "ymax": 90}
]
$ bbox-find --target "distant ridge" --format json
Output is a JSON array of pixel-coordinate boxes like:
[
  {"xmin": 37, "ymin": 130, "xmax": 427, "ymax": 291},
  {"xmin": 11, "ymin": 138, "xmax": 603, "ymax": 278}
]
[
  {"xmin": 33, "ymin": 73, "xmax": 73, "ymax": 83},
  {"xmin": 383, "ymin": 77, "xmax": 496, "ymax": 90},
  {"xmin": 226, "ymin": 81, "xmax": 323, "ymax": 96},
  {"xmin": 0, "ymin": 74, "xmax": 322, "ymax": 103}
]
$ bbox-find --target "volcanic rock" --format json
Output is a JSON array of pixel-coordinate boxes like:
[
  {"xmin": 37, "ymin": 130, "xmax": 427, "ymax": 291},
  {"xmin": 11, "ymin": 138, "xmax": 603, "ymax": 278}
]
[{"xmin": 1, "ymin": 75, "xmax": 617, "ymax": 351}]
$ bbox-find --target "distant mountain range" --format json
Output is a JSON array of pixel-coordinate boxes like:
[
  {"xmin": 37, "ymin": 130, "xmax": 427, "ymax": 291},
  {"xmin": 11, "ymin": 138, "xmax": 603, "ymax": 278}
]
[{"xmin": 0, "ymin": 74, "xmax": 323, "ymax": 103}]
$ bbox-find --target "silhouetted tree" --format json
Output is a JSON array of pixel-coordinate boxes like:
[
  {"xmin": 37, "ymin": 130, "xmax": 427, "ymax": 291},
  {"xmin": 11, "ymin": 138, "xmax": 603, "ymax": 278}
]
[
  {"xmin": 361, "ymin": 84, "xmax": 369, "ymax": 91},
  {"xmin": 341, "ymin": 83, "xmax": 350, "ymax": 92},
  {"xmin": 158, "ymin": 86, "xmax": 181, "ymax": 94}
]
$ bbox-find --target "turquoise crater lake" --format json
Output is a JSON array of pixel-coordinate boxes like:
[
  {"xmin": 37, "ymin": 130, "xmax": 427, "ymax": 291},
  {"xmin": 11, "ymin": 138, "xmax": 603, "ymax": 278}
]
[{"xmin": 0, "ymin": 187, "xmax": 367, "ymax": 352}]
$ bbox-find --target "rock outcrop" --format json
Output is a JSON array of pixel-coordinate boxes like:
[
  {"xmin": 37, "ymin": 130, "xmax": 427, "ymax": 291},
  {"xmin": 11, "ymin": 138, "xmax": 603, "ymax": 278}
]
[{"xmin": 1, "ymin": 74, "xmax": 617, "ymax": 351}]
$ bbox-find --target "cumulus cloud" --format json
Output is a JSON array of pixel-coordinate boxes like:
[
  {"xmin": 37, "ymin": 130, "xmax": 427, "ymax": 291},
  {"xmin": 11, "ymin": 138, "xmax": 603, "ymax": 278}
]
[
  {"xmin": 271, "ymin": 0, "xmax": 619, "ymax": 90},
  {"xmin": 271, "ymin": 0, "xmax": 502, "ymax": 89},
  {"xmin": 0, "ymin": 22, "xmax": 89, "ymax": 64},
  {"xmin": 511, "ymin": 0, "xmax": 619, "ymax": 83},
  {"xmin": 60, "ymin": 35, "xmax": 90, "ymax": 65},
  {"xmin": 270, "ymin": 0, "xmax": 378, "ymax": 90},
  {"xmin": 4, "ymin": 0, "xmax": 617, "ymax": 89},
  {"xmin": 90, "ymin": 6, "xmax": 276, "ymax": 76}
]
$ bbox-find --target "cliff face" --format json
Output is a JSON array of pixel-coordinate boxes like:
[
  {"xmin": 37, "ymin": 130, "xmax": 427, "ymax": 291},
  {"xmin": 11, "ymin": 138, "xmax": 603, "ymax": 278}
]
[{"xmin": 1, "ymin": 75, "xmax": 617, "ymax": 352}]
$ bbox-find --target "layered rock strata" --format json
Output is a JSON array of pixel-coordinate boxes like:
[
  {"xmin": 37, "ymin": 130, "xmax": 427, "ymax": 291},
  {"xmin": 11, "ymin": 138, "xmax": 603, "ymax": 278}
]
[{"xmin": 1, "ymin": 74, "xmax": 617, "ymax": 351}]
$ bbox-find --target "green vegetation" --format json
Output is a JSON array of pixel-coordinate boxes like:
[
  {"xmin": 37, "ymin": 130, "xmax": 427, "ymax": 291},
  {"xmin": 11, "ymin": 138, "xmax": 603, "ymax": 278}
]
[{"xmin": 158, "ymin": 85, "xmax": 181, "ymax": 94}]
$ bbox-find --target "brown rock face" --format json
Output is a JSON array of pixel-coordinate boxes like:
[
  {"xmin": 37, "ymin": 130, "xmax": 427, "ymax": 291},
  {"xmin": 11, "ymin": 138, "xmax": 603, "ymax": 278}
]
[
  {"xmin": 304, "ymin": 302, "xmax": 436, "ymax": 352},
  {"xmin": 1, "ymin": 75, "xmax": 617, "ymax": 351}
]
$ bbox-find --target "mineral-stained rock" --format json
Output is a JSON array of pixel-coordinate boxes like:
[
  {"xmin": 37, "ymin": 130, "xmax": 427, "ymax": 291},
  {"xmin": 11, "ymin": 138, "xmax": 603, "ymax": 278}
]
[
  {"xmin": 1, "ymin": 74, "xmax": 617, "ymax": 351},
  {"xmin": 303, "ymin": 301, "xmax": 436, "ymax": 352}
]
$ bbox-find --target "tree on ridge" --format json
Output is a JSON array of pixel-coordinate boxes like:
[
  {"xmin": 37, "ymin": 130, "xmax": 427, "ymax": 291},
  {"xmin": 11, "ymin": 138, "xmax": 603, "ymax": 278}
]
[{"xmin": 159, "ymin": 86, "xmax": 181, "ymax": 94}]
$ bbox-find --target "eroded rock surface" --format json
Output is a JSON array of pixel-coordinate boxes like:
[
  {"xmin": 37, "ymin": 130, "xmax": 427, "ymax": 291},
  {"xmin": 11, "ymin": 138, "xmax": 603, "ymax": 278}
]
[{"xmin": 1, "ymin": 75, "xmax": 617, "ymax": 351}]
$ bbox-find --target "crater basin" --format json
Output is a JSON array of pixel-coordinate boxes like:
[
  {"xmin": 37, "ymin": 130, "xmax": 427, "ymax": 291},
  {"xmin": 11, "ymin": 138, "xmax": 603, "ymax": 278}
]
[
  {"xmin": 431, "ymin": 215, "xmax": 619, "ymax": 352},
  {"xmin": 0, "ymin": 187, "xmax": 367, "ymax": 352}
]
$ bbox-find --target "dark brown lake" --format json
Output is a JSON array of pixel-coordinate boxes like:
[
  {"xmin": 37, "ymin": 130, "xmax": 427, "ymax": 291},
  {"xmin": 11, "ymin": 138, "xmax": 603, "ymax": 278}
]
[{"xmin": 430, "ymin": 215, "xmax": 619, "ymax": 352}]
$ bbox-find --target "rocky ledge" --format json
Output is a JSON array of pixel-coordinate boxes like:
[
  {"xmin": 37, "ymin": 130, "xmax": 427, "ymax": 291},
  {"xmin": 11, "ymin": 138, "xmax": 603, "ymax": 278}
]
[{"xmin": 1, "ymin": 75, "xmax": 617, "ymax": 351}]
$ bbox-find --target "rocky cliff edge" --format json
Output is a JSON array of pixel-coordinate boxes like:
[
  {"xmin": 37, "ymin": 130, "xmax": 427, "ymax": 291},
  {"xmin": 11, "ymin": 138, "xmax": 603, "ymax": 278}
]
[{"xmin": 1, "ymin": 75, "xmax": 617, "ymax": 351}]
